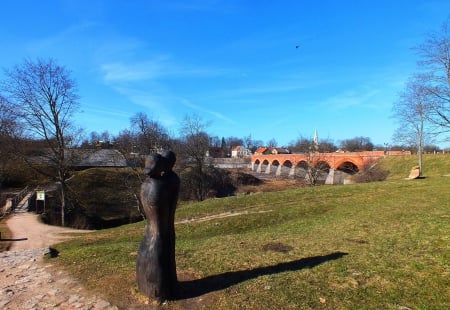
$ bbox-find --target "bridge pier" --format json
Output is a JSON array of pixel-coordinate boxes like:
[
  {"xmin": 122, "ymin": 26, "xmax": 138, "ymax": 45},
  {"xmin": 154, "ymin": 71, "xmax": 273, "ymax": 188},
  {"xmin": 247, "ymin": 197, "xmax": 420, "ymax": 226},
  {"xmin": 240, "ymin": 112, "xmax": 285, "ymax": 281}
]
[
  {"xmin": 289, "ymin": 165, "xmax": 295, "ymax": 178},
  {"xmin": 325, "ymin": 168, "xmax": 335, "ymax": 185},
  {"xmin": 256, "ymin": 162, "xmax": 262, "ymax": 173},
  {"xmin": 275, "ymin": 165, "xmax": 281, "ymax": 176},
  {"xmin": 265, "ymin": 163, "xmax": 271, "ymax": 174}
]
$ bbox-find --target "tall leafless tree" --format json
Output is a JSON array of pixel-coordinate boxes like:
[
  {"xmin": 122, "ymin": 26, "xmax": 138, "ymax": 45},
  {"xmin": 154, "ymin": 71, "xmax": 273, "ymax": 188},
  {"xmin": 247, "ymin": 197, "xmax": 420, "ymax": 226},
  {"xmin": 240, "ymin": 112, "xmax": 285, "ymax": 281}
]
[
  {"xmin": 1, "ymin": 58, "xmax": 80, "ymax": 226},
  {"xmin": 414, "ymin": 18, "xmax": 450, "ymax": 134}
]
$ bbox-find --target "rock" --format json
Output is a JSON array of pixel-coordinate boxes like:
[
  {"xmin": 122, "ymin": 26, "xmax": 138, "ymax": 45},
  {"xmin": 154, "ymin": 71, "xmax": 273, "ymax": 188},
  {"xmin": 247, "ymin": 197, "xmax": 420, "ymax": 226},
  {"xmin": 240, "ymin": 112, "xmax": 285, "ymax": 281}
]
[{"xmin": 408, "ymin": 166, "xmax": 420, "ymax": 179}]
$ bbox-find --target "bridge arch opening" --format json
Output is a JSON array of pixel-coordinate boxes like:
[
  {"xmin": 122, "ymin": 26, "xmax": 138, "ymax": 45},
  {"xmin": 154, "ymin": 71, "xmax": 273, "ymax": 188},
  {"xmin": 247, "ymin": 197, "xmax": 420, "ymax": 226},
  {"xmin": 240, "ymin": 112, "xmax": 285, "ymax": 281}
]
[
  {"xmin": 294, "ymin": 160, "xmax": 309, "ymax": 178},
  {"xmin": 280, "ymin": 160, "xmax": 293, "ymax": 177},
  {"xmin": 258, "ymin": 159, "xmax": 270, "ymax": 174},
  {"xmin": 270, "ymin": 160, "xmax": 280, "ymax": 174},
  {"xmin": 336, "ymin": 161, "xmax": 359, "ymax": 174},
  {"xmin": 316, "ymin": 161, "xmax": 330, "ymax": 173},
  {"xmin": 253, "ymin": 159, "xmax": 261, "ymax": 172}
]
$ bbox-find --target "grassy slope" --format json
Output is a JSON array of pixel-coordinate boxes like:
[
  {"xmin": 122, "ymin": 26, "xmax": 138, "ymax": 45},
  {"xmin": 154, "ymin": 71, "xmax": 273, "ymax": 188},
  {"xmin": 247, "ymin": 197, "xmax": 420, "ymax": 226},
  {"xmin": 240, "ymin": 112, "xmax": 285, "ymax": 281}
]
[{"xmin": 50, "ymin": 154, "xmax": 450, "ymax": 309}]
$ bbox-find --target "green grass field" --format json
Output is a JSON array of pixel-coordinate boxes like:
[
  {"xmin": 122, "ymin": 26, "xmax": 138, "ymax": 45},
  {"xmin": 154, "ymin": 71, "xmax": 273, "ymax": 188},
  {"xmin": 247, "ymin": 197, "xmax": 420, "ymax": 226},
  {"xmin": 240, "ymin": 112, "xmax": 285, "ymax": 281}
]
[{"xmin": 48, "ymin": 154, "xmax": 450, "ymax": 309}]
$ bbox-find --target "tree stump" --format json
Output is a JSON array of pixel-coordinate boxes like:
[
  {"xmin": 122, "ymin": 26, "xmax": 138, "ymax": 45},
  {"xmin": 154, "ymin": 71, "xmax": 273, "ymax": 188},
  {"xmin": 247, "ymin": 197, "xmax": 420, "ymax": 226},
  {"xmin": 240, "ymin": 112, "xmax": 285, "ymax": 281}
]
[{"xmin": 136, "ymin": 151, "xmax": 180, "ymax": 302}]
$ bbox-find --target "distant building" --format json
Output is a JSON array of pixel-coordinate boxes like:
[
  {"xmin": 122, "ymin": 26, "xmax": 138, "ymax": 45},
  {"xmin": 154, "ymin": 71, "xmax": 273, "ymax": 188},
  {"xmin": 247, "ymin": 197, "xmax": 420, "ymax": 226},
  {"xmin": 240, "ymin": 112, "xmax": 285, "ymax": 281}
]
[
  {"xmin": 231, "ymin": 146, "xmax": 252, "ymax": 158},
  {"xmin": 270, "ymin": 147, "xmax": 290, "ymax": 155},
  {"xmin": 254, "ymin": 147, "xmax": 270, "ymax": 155},
  {"xmin": 254, "ymin": 147, "xmax": 290, "ymax": 155}
]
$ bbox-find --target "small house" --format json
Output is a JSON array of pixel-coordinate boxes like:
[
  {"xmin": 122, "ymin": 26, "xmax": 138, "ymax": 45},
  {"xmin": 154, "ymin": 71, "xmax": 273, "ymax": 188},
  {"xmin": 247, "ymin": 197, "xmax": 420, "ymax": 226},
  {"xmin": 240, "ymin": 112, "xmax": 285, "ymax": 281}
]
[{"xmin": 231, "ymin": 146, "xmax": 252, "ymax": 158}]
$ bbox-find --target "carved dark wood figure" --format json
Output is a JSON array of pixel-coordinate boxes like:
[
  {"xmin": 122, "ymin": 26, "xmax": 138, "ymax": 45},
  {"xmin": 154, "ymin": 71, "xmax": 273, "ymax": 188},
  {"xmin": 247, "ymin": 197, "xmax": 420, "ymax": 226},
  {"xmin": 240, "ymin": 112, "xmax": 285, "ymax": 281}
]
[{"xmin": 136, "ymin": 151, "xmax": 180, "ymax": 302}]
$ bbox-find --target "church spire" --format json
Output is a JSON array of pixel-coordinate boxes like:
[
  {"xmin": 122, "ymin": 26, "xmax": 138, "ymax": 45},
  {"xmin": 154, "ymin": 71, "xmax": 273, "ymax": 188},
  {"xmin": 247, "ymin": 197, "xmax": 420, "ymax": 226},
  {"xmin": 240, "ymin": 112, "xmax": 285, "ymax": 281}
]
[{"xmin": 313, "ymin": 129, "xmax": 319, "ymax": 152}]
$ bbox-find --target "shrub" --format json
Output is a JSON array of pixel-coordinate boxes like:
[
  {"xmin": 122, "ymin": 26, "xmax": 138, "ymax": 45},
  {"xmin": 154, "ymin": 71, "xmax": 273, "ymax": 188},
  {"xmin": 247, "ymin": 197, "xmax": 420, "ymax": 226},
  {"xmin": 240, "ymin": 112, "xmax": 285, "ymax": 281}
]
[{"xmin": 352, "ymin": 162, "xmax": 389, "ymax": 183}]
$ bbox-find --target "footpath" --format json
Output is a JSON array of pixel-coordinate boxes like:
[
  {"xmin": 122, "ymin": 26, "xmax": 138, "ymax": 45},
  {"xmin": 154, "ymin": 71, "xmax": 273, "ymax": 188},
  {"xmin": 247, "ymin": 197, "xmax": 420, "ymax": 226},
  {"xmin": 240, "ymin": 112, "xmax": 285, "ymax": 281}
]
[{"xmin": 0, "ymin": 197, "xmax": 117, "ymax": 310}]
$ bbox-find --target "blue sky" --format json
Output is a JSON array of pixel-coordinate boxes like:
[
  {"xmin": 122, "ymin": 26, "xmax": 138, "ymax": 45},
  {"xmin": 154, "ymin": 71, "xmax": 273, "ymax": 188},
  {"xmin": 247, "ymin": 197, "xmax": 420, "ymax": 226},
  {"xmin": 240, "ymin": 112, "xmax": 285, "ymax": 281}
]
[{"xmin": 1, "ymin": 1, "xmax": 449, "ymax": 147}]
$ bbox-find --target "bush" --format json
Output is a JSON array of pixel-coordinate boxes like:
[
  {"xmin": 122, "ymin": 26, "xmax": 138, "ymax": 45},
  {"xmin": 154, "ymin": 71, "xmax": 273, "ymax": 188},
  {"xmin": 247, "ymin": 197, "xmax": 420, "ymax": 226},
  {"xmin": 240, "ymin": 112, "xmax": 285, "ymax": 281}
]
[
  {"xmin": 179, "ymin": 166, "xmax": 237, "ymax": 201},
  {"xmin": 352, "ymin": 162, "xmax": 389, "ymax": 183}
]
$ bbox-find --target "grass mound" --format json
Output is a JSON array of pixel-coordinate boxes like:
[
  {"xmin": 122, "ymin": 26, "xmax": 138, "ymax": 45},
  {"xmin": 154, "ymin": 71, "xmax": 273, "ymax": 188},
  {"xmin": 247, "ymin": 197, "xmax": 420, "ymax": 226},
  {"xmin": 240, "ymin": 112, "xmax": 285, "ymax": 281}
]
[{"xmin": 65, "ymin": 167, "xmax": 143, "ymax": 229}]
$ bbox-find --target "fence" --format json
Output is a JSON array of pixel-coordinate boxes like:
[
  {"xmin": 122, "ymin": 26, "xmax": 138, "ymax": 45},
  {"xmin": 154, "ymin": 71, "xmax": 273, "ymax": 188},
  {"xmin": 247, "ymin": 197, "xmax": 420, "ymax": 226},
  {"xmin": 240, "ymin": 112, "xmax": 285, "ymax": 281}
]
[{"xmin": 0, "ymin": 186, "xmax": 30, "ymax": 217}]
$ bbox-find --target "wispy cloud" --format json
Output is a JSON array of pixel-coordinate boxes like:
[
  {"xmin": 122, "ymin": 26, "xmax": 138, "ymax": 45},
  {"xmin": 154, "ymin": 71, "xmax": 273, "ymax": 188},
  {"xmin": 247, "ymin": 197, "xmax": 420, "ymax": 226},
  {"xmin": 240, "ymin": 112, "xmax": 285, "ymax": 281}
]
[
  {"xmin": 181, "ymin": 98, "xmax": 234, "ymax": 123},
  {"xmin": 114, "ymin": 86, "xmax": 178, "ymax": 127},
  {"xmin": 321, "ymin": 88, "xmax": 381, "ymax": 110},
  {"xmin": 81, "ymin": 105, "xmax": 130, "ymax": 118},
  {"xmin": 27, "ymin": 21, "xmax": 98, "ymax": 52},
  {"xmin": 101, "ymin": 61, "xmax": 164, "ymax": 82},
  {"xmin": 100, "ymin": 58, "xmax": 229, "ymax": 83}
]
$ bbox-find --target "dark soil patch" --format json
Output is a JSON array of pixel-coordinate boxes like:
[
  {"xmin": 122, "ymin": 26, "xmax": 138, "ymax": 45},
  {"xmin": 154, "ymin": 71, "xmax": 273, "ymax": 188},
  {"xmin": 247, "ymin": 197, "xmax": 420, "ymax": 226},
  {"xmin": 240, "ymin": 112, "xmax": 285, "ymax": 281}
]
[{"xmin": 262, "ymin": 242, "xmax": 294, "ymax": 253}]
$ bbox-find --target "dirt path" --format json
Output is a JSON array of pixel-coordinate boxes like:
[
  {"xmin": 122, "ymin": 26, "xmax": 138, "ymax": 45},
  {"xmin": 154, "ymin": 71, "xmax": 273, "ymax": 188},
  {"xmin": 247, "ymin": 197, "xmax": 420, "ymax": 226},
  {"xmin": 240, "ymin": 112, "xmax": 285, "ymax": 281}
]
[
  {"xmin": 1, "ymin": 212, "xmax": 116, "ymax": 309},
  {"xmin": 1, "ymin": 209, "xmax": 274, "ymax": 309},
  {"xmin": 5, "ymin": 212, "xmax": 92, "ymax": 250}
]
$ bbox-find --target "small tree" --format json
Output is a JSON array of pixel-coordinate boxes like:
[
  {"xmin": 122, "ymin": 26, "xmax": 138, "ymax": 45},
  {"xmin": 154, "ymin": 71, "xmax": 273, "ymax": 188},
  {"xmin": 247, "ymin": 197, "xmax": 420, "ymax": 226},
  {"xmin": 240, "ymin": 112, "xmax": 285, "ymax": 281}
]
[
  {"xmin": 392, "ymin": 78, "xmax": 434, "ymax": 176},
  {"xmin": 2, "ymin": 58, "xmax": 80, "ymax": 226},
  {"xmin": 179, "ymin": 114, "xmax": 210, "ymax": 201},
  {"xmin": 130, "ymin": 112, "xmax": 170, "ymax": 154}
]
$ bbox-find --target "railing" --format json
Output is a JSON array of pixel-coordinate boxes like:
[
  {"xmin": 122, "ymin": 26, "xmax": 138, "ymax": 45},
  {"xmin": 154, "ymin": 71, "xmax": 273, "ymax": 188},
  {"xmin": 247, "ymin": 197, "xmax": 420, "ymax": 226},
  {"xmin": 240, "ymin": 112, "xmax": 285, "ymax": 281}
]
[{"xmin": 0, "ymin": 186, "xmax": 30, "ymax": 217}]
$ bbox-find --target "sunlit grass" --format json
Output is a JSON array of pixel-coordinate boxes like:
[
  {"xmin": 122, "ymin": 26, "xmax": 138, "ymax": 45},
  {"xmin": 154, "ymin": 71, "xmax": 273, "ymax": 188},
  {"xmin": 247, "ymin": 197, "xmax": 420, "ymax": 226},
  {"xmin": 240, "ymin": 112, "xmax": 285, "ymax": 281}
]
[{"xmin": 52, "ymin": 158, "xmax": 450, "ymax": 309}]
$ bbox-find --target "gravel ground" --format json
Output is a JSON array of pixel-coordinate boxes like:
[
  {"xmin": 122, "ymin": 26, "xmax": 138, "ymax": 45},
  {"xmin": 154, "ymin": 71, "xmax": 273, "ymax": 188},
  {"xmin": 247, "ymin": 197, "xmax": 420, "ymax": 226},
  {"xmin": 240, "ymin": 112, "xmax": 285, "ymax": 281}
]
[{"xmin": 1, "ymin": 211, "xmax": 116, "ymax": 309}]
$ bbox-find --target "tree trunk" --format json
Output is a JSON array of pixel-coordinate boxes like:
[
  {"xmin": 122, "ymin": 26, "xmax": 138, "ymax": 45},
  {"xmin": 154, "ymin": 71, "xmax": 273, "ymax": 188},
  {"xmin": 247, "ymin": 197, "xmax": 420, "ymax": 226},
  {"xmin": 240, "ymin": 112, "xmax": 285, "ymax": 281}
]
[
  {"xmin": 60, "ymin": 182, "xmax": 65, "ymax": 227},
  {"xmin": 418, "ymin": 117, "xmax": 424, "ymax": 177}
]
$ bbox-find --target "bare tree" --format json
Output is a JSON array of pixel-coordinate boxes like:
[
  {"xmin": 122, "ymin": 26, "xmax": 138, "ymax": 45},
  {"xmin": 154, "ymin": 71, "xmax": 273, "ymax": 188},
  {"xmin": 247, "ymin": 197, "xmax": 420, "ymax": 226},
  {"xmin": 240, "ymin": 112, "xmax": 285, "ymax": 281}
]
[
  {"xmin": 289, "ymin": 136, "xmax": 314, "ymax": 153},
  {"xmin": 414, "ymin": 18, "xmax": 450, "ymax": 134},
  {"xmin": 0, "ymin": 95, "xmax": 21, "ymax": 187},
  {"xmin": 340, "ymin": 137, "xmax": 374, "ymax": 152},
  {"xmin": 1, "ymin": 58, "xmax": 80, "ymax": 226},
  {"xmin": 289, "ymin": 136, "xmax": 337, "ymax": 153},
  {"xmin": 0, "ymin": 96, "xmax": 18, "ymax": 137},
  {"xmin": 179, "ymin": 114, "xmax": 210, "ymax": 201},
  {"xmin": 180, "ymin": 114, "xmax": 210, "ymax": 169},
  {"xmin": 130, "ymin": 112, "xmax": 170, "ymax": 154},
  {"xmin": 392, "ymin": 78, "xmax": 434, "ymax": 176},
  {"xmin": 266, "ymin": 138, "xmax": 278, "ymax": 148},
  {"xmin": 243, "ymin": 134, "xmax": 263, "ymax": 153}
]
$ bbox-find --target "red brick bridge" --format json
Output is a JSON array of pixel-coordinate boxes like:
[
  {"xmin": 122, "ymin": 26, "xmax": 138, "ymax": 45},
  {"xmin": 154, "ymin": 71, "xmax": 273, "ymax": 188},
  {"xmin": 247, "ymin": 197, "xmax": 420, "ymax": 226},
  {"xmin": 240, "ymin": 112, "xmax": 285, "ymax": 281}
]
[{"xmin": 251, "ymin": 151, "xmax": 394, "ymax": 178}]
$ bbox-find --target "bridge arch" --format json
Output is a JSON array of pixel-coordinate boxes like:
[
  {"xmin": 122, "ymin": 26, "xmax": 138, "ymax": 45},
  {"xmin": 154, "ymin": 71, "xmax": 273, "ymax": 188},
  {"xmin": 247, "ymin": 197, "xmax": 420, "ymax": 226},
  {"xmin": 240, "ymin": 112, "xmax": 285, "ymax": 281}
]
[
  {"xmin": 294, "ymin": 160, "xmax": 309, "ymax": 178},
  {"xmin": 297, "ymin": 160, "xmax": 308, "ymax": 170},
  {"xmin": 333, "ymin": 157, "xmax": 363, "ymax": 172},
  {"xmin": 270, "ymin": 160, "xmax": 280, "ymax": 175},
  {"xmin": 316, "ymin": 160, "xmax": 330, "ymax": 173},
  {"xmin": 336, "ymin": 161, "xmax": 359, "ymax": 174},
  {"xmin": 280, "ymin": 160, "xmax": 293, "ymax": 177}
]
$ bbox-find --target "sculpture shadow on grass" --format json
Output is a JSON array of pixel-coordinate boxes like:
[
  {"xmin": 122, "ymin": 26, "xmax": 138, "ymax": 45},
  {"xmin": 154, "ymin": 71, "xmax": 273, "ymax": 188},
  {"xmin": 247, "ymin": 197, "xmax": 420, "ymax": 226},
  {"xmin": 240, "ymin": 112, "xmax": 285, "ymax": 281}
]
[{"xmin": 175, "ymin": 251, "xmax": 348, "ymax": 300}]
